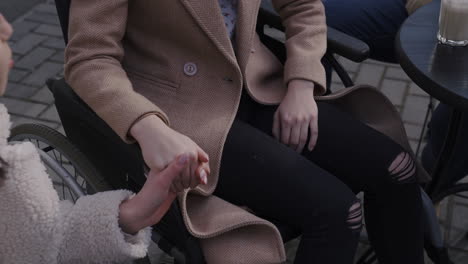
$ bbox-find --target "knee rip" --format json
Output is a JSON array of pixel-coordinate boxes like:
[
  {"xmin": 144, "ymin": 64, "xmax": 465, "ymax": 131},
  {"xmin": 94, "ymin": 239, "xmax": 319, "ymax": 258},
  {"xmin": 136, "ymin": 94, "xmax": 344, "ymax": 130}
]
[
  {"xmin": 388, "ymin": 152, "xmax": 416, "ymax": 183},
  {"xmin": 347, "ymin": 201, "xmax": 362, "ymax": 234}
]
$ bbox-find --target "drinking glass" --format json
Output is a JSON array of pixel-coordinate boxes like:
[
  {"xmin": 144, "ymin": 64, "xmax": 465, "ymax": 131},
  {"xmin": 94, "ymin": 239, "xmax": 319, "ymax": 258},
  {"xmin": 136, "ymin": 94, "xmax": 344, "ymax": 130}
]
[{"xmin": 438, "ymin": 0, "xmax": 468, "ymax": 46}]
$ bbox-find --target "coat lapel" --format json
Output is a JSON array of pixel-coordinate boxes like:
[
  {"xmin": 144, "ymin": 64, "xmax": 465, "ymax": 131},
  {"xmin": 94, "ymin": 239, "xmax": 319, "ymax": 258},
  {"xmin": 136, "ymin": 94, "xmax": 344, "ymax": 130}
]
[
  {"xmin": 235, "ymin": 0, "xmax": 261, "ymax": 73},
  {"xmin": 180, "ymin": 0, "xmax": 237, "ymax": 63}
]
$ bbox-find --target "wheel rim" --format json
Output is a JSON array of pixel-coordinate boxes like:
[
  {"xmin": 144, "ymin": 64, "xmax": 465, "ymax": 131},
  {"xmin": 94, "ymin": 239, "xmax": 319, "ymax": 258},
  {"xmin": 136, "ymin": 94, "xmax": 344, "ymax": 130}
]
[{"xmin": 10, "ymin": 134, "xmax": 93, "ymax": 202}]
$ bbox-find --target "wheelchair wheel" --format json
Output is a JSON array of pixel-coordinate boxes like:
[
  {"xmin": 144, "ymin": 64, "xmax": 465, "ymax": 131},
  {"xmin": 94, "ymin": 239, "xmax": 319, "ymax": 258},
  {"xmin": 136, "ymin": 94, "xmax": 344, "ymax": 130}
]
[
  {"xmin": 432, "ymin": 183, "xmax": 468, "ymax": 263},
  {"xmin": 9, "ymin": 123, "xmax": 111, "ymax": 201}
]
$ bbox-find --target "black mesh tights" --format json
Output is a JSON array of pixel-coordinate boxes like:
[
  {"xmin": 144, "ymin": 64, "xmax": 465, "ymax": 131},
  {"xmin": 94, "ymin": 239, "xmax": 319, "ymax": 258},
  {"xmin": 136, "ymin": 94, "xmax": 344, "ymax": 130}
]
[{"xmin": 214, "ymin": 90, "xmax": 424, "ymax": 264}]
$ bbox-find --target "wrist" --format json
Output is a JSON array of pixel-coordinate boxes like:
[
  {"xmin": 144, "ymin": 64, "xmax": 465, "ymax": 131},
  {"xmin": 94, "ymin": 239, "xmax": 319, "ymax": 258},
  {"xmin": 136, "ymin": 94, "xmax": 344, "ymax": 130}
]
[
  {"xmin": 288, "ymin": 79, "xmax": 315, "ymax": 92},
  {"xmin": 118, "ymin": 197, "xmax": 144, "ymax": 235},
  {"xmin": 130, "ymin": 114, "xmax": 167, "ymax": 142}
]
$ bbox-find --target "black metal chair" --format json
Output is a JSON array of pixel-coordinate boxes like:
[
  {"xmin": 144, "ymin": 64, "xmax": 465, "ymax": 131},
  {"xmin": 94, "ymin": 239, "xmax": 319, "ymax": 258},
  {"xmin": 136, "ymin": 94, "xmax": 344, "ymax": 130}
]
[{"xmin": 48, "ymin": 0, "xmax": 448, "ymax": 263}]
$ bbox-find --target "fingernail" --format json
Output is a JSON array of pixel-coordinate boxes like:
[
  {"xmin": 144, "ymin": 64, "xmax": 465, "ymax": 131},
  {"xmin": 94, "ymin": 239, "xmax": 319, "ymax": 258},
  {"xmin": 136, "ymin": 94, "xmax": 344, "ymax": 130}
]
[
  {"xmin": 178, "ymin": 153, "xmax": 189, "ymax": 165},
  {"xmin": 9, "ymin": 59, "xmax": 14, "ymax": 69},
  {"xmin": 200, "ymin": 169, "xmax": 208, "ymax": 185}
]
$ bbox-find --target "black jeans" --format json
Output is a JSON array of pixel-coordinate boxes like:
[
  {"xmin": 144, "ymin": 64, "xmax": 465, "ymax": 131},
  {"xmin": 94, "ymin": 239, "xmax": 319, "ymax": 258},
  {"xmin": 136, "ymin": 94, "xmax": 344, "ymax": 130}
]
[{"xmin": 214, "ymin": 90, "xmax": 424, "ymax": 264}]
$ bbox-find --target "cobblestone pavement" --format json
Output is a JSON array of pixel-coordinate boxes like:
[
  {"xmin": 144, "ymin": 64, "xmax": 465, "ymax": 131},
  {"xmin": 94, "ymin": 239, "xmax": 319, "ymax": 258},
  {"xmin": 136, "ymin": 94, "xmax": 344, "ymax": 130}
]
[{"xmin": 2, "ymin": 1, "xmax": 467, "ymax": 264}]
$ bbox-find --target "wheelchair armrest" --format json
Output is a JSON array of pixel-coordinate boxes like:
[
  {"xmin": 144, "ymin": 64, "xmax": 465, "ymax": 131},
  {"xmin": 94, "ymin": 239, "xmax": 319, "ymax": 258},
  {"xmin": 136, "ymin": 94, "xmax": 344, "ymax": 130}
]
[
  {"xmin": 326, "ymin": 27, "xmax": 370, "ymax": 63},
  {"xmin": 259, "ymin": 0, "xmax": 370, "ymax": 63}
]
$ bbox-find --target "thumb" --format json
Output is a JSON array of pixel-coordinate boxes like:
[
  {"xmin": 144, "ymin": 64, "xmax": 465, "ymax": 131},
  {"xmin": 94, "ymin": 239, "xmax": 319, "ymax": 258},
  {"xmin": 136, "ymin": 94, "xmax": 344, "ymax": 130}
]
[{"xmin": 151, "ymin": 153, "xmax": 189, "ymax": 189}]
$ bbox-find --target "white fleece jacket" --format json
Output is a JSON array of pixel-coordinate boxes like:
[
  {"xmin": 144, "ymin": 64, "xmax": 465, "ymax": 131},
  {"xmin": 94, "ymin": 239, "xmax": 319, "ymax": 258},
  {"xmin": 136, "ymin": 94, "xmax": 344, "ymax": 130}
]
[{"xmin": 0, "ymin": 104, "xmax": 152, "ymax": 264}]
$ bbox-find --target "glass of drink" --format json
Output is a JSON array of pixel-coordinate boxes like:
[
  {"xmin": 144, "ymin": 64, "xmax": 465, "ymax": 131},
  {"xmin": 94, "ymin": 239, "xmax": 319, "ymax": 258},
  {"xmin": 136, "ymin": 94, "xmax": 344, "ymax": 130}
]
[{"xmin": 438, "ymin": 0, "xmax": 468, "ymax": 46}]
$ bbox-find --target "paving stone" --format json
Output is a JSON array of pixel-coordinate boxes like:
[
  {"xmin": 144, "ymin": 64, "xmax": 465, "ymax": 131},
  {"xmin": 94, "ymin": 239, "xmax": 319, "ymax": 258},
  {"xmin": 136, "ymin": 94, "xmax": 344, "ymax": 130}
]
[
  {"xmin": 22, "ymin": 62, "xmax": 63, "ymax": 87},
  {"xmin": 366, "ymin": 59, "xmax": 393, "ymax": 67},
  {"xmin": 332, "ymin": 71, "xmax": 355, "ymax": 85},
  {"xmin": 338, "ymin": 57, "xmax": 360, "ymax": 73},
  {"xmin": 10, "ymin": 21, "xmax": 39, "ymax": 41},
  {"xmin": 50, "ymin": 51, "xmax": 64, "ymax": 63},
  {"xmin": 4, "ymin": 82, "xmax": 38, "ymax": 98},
  {"xmin": 404, "ymin": 122, "xmax": 423, "ymax": 141},
  {"xmin": 26, "ymin": 11, "xmax": 60, "ymax": 25},
  {"xmin": 15, "ymin": 47, "xmax": 56, "ymax": 70},
  {"xmin": 385, "ymin": 66, "xmax": 411, "ymax": 81},
  {"xmin": 409, "ymin": 82, "xmax": 430, "ymax": 97},
  {"xmin": 402, "ymin": 95, "xmax": 431, "ymax": 124},
  {"xmin": 0, "ymin": 97, "xmax": 48, "ymax": 117},
  {"xmin": 409, "ymin": 140, "xmax": 419, "ymax": 154},
  {"xmin": 41, "ymin": 38, "xmax": 65, "ymax": 49},
  {"xmin": 11, "ymin": 33, "xmax": 48, "ymax": 55},
  {"xmin": 34, "ymin": 24, "xmax": 63, "ymax": 37},
  {"xmin": 31, "ymin": 86, "xmax": 55, "ymax": 104},
  {"xmin": 40, "ymin": 105, "xmax": 61, "ymax": 122},
  {"xmin": 34, "ymin": 3, "xmax": 58, "ymax": 15},
  {"xmin": 354, "ymin": 63, "xmax": 385, "ymax": 87},
  {"xmin": 330, "ymin": 82, "xmax": 344, "ymax": 93},
  {"xmin": 380, "ymin": 79, "xmax": 408, "ymax": 106},
  {"xmin": 8, "ymin": 68, "xmax": 29, "ymax": 82}
]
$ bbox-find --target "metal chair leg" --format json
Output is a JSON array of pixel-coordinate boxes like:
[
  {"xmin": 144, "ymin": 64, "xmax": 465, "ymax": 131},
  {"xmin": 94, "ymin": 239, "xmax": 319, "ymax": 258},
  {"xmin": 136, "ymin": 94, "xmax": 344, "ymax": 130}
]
[{"xmin": 416, "ymin": 96, "xmax": 435, "ymax": 157}]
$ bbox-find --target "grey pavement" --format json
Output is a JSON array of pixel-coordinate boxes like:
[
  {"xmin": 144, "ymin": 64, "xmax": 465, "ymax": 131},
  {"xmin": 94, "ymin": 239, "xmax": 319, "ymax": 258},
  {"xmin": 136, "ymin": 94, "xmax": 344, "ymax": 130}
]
[{"xmin": 2, "ymin": 1, "xmax": 468, "ymax": 264}]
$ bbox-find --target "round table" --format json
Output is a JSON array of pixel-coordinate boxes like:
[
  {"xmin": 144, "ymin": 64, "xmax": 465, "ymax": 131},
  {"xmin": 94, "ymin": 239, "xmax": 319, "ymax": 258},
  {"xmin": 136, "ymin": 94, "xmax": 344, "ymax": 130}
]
[{"xmin": 397, "ymin": 0, "xmax": 468, "ymax": 198}]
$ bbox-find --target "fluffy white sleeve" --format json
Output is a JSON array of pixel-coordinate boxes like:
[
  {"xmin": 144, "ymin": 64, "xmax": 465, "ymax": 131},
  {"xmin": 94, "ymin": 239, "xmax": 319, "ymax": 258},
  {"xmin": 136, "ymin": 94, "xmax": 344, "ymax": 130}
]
[
  {"xmin": 57, "ymin": 190, "xmax": 152, "ymax": 263},
  {"xmin": 58, "ymin": 190, "xmax": 151, "ymax": 263}
]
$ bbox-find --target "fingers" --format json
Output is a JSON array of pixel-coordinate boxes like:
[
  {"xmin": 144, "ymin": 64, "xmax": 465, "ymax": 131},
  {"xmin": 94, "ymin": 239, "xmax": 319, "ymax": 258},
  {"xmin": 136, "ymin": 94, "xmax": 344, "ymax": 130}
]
[
  {"xmin": 272, "ymin": 111, "xmax": 280, "ymax": 140},
  {"xmin": 289, "ymin": 119, "xmax": 301, "ymax": 150},
  {"xmin": 182, "ymin": 152, "xmax": 196, "ymax": 189},
  {"xmin": 297, "ymin": 122, "xmax": 308, "ymax": 153},
  {"xmin": 308, "ymin": 115, "xmax": 319, "ymax": 151},
  {"xmin": 198, "ymin": 164, "xmax": 209, "ymax": 185},
  {"xmin": 197, "ymin": 147, "xmax": 209, "ymax": 163},
  {"xmin": 171, "ymin": 151, "xmax": 208, "ymax": 193},
  {"xmin": 151, "ymin": 153, "xmax": 189, "ymax": 191},
  {"xmin": 280, "ymin": 115, "xmax": 292, "ymax": 145},
  {"xmin": 0, "ymin": 14, "xmax": 13, "ymax": 41}
]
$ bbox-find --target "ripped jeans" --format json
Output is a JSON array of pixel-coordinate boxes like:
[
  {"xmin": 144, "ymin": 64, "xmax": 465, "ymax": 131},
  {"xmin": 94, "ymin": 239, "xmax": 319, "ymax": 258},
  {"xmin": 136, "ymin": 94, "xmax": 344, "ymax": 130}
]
[{"xmin": 214, "ymin": 91, "xmax": 424, "ymax": 264}]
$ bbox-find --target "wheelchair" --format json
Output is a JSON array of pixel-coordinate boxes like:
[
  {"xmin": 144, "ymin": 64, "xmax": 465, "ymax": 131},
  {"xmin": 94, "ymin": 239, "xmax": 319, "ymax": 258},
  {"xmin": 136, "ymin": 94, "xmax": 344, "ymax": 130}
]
[{"xmin": 7, "ymin": 0, "xmax": 463, "ymax": 263}]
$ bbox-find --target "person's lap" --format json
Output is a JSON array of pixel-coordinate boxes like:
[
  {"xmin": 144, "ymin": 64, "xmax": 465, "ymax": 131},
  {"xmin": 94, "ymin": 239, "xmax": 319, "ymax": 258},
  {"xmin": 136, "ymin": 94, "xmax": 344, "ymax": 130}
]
[{"xmin": 215, "ymin": 91, "xmax": 409, "ymax": 224}]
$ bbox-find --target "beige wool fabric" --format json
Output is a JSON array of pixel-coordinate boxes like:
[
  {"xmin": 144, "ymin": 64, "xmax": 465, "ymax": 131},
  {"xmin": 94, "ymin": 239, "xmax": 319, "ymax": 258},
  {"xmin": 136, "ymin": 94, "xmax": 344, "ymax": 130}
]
[{"xmin": 65, "ymin": 0, "xmax": 428, "ymax": 262}]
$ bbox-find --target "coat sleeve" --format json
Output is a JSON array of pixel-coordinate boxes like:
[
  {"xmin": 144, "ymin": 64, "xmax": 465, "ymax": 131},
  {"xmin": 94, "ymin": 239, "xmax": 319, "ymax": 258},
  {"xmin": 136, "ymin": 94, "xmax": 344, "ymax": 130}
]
[
  {"xmin": 272, "ymin": 0, "xmax": 327, "ymax": 95},
  {"xmin": 57, "ymin": 190, "xmax": 152, "ymax": 263},
  {"xmin": 64, "ymin": 0, "xmax": 170, "ymax": 143}
]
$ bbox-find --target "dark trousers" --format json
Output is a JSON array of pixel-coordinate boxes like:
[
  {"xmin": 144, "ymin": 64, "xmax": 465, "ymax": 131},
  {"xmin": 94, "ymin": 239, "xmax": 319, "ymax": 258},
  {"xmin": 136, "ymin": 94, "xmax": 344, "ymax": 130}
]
[
  {"xmin": 323, "ymin": 0, "xmax": 408, "ymax": 63},
  {"xmin": 214, "ymin": 90, "xmax": 424, "ymax": 264}
]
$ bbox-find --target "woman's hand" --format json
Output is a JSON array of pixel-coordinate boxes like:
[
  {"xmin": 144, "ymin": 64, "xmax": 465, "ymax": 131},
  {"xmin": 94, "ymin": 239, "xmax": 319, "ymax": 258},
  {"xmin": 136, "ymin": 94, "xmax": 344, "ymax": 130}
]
[
  {"xmin": 118, "ymin": 153, "xmax": 191, "ymax": 234},
  {"xmin": 273, "ymin": 80, "xmax": 318, "ymax": 153},
  {"xmin": 130, "ymin": 115, "xmax": 210, "ymax": 193}
]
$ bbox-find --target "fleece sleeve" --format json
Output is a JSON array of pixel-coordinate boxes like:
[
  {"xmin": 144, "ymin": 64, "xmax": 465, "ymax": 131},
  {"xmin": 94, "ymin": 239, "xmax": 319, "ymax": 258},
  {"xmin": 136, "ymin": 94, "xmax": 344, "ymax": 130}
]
[{"xmin": 57, "ymin": 190, "xmax": 152, "ymax": 263}]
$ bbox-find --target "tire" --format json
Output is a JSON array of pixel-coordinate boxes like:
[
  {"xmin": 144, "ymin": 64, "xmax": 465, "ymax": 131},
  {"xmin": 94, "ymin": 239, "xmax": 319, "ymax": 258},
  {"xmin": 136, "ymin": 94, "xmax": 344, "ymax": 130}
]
[{"xmin": 9, "ymin": 123, "xmax": 112, "ymax": 194}]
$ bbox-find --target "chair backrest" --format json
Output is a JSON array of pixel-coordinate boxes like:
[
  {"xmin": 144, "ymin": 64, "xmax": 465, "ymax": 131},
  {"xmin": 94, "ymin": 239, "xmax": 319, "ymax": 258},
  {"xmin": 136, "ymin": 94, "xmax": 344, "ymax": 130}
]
[{"xmin": 54, "ymin": 0, "xmax": 71, "ymax": 44}]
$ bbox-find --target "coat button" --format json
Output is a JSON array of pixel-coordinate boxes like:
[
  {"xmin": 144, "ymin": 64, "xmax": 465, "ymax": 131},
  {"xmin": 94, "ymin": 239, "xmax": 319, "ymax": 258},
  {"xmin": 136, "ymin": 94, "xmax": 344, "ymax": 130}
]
[
  {"xmin": 183, "ymin": 62, "xmax": 197, "ymax": 76},
  {"xmin": 250, "ymin": 48, "xmax": 256, "ymax": 53}
]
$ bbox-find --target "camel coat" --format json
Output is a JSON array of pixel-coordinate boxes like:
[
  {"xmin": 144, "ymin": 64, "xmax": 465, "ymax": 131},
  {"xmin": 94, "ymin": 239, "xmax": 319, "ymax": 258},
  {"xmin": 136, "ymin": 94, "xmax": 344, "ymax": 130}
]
[{"xmin": 65, "ymin": 0, "xmax": 429, "ymax": 262}]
